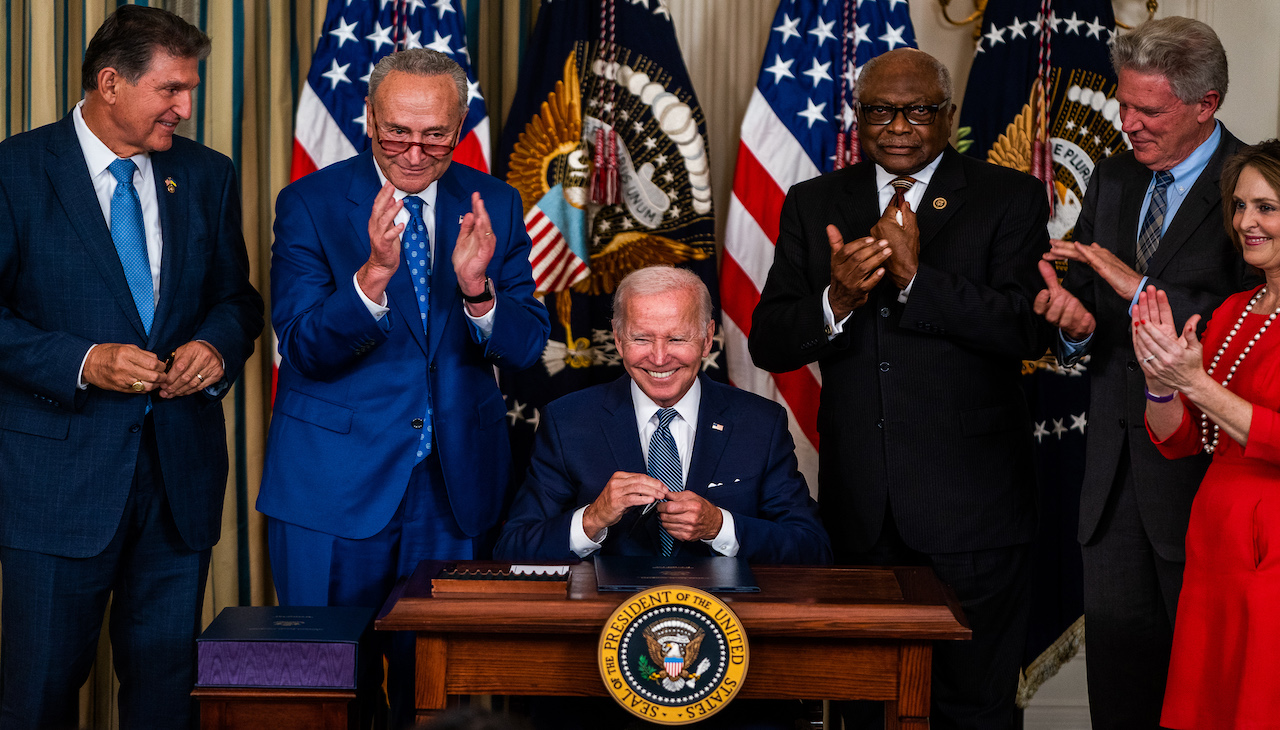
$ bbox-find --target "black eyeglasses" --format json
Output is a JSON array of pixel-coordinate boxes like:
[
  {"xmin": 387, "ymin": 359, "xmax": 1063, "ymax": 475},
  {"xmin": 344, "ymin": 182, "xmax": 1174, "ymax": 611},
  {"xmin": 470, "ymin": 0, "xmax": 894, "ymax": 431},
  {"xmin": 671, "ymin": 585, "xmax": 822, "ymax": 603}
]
[
  {"xmin": 369, "ymin": 108, "xmax": 463, "ymax": 158},
  {"xmin": 857, "ymin": 101, "xmax": 948, "ymax": 126}
]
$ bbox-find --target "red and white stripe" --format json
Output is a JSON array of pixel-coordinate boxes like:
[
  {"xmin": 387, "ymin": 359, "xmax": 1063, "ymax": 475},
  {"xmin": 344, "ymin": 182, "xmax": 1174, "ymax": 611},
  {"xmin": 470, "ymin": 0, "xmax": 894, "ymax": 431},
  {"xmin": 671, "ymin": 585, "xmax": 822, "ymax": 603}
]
[
  {"xmin": 721, "ymin": 89, "xmax": 825, "ymax": 493},
  {"xmin": 526, "ymin": 206, "xmax": 589, "ymax": 292}
]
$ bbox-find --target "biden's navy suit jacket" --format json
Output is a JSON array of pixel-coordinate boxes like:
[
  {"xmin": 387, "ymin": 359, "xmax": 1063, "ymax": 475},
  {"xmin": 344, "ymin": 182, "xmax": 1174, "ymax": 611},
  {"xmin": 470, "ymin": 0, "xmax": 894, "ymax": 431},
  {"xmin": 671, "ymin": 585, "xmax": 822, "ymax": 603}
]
[
  {"xmin": 495, "ymin": 374, "xmax": 831, "ymax": 564},
  {"xmin": 0, "ymin": 113, "xmax": 263, "ymax": 558}
]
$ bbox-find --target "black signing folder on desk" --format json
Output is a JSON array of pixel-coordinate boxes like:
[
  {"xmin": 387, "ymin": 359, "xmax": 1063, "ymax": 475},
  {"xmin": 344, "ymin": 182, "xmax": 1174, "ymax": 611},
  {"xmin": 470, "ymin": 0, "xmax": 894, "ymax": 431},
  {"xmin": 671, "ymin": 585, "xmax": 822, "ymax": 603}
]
[{"xmin": 593, "ymin": 556, "xmax": 760, "ymax": 593}]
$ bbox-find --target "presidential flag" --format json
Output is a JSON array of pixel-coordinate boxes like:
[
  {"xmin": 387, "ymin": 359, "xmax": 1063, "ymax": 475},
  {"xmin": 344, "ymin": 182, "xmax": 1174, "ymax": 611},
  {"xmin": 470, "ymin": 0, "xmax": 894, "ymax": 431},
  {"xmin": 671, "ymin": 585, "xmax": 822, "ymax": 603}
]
[
  {"xmin": 495, "ymin": 0, "xmax": 724, "ymax": 463},
  {"xmin": 274, "ymin": 0, "xmax": 491, "ymax": 397},
  {"xmin": 720, "ymin": 0, "xmax": 916, "ymax": 490},
  {"xmin": 957, "ymin": 0, "xmax": 1122, "ymax": 703}
]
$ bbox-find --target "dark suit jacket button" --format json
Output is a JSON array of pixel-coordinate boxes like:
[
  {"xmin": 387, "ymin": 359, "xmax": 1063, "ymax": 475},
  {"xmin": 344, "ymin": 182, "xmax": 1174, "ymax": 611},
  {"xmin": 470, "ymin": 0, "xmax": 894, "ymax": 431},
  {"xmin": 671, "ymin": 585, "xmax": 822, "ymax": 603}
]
[
  {"xmin": 1127, "ymin": 360, "xmax": 1138, "ymax": 371},
  {"xmin": 129, "ymin": 424, "xmax": 141, "ymax": 433},
  {"xmin": 412, "ymin": 418, "xmax": 424, "ymax": 429},
  {"xmin": 1118, "ymin": 418, "xmax": 1127, "ymax": 428},
  {"xmin": 877, "ymin": 418, "xmax": 884, "ymax": 429},
  {"xmin": 879, "ymin": 362, "xmax": 890, "ymax": 372},
  {"xmin": 879, "ymin": 307, "xmax": 890, "ymax": 318},
  {"xmin": 429, "ymin": 364, "xmax": 437, "ymax": 373}
]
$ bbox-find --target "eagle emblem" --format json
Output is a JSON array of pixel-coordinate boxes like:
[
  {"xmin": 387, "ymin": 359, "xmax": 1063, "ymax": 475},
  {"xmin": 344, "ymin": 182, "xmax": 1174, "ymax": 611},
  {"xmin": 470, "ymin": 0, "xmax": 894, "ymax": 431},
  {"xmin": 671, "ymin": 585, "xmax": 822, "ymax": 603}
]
[{"xmin": 640, "ymin": 619, "xmax": 712, "ymax": 692}]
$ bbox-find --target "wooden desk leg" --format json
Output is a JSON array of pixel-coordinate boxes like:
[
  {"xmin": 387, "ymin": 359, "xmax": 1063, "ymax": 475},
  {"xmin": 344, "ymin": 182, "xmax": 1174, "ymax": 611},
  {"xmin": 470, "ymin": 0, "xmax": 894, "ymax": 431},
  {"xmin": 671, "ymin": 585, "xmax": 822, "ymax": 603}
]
[
  {"xmin": 888, "ymin": 641, "xmax": 931, "ymax": 730},
  {"xmin": 415, "ymin": 634, "xmax": 448, "ymax": 725}
]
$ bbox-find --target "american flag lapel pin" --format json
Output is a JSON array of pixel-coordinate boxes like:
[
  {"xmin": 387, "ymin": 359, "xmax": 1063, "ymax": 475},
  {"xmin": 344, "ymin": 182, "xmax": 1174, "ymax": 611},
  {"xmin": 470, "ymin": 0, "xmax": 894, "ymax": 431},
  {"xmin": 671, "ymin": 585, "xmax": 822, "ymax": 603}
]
[
  {"xmin": 711, "ymin": 422, "xmax": 724, "ymax": 431},
  {"xmin": 164, "ymin": 177, "xmax": 177, "ymax": 194}
]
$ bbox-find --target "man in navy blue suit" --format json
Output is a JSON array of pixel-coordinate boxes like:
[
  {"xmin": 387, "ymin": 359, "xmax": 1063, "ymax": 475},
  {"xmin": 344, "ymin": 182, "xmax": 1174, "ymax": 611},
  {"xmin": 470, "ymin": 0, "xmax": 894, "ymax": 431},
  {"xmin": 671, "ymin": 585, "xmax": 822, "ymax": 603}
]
[
  {"xmin": 258, "ymin": 48, "xmax": 548, "ymax": 727},
  {"xmin": 495, "ymin": 266, "xmax": 829, "ymax": 566},
  {"xmin": 0, "ymin": 7, "xmax": 263, "ymax": 728}
]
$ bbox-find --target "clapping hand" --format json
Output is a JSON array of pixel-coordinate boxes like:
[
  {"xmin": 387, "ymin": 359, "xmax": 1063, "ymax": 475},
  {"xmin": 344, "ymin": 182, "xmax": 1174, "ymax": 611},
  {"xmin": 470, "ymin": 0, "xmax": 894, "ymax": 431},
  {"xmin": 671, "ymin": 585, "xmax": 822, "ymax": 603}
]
[{"xmin": 1132, "ymin": 286, "xmax": 1205, "ymax": 394}]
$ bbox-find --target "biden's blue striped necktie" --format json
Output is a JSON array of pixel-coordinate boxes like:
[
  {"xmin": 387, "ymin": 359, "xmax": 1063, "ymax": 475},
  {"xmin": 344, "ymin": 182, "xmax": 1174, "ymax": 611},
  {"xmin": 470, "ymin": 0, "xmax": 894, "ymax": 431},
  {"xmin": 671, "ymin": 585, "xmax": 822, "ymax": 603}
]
[
  {"xmin": 1136, "ymin": 170, "xmax": 1174, "ymax": 274},
  {"xmin": 107, "ymin": 158, "xmax": 153, "ymax": 334},
  {"xmin": 647, "ymin": 408, "xmax": 684, "ymax": 556},
  {"xmin": 402, "ymin": 196, "xmax": 434, "ymax": 463}
]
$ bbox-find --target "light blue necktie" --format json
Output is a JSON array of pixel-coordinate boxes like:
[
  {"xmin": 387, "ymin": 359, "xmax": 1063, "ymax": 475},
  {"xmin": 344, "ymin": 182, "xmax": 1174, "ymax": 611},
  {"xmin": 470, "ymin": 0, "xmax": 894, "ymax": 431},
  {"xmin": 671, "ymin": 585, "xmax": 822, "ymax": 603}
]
[
  {"xmin": 647, "ymin": 408, "xmax": 684, "ymax": 556},
  {"xmin": 402, "ymin": 196, "xmax": 434, "ymax": 463},
  {"xmin": 108, "ymin": 158, "xmax": 153, "ymax": 334},
  {"xmin": 1136, "ymin": 170, "xmax": 1174, "ymax": 274}
]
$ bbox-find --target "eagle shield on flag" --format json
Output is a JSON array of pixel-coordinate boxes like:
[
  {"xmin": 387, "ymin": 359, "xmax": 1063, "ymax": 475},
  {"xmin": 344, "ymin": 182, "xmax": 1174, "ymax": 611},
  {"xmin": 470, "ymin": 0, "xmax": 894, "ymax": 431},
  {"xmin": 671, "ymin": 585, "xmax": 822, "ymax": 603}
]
[{"xmin": 496, "ymin": 0, "xmax": 725, "ymax": 465}]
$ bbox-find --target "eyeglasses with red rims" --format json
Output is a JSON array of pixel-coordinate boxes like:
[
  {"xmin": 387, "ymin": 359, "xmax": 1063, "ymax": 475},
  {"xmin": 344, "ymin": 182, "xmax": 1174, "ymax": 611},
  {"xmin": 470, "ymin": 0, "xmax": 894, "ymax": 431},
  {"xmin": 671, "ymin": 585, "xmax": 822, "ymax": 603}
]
[{"xmin": 369, "ymin": 108, "xmax": 463, "ymax": 158}]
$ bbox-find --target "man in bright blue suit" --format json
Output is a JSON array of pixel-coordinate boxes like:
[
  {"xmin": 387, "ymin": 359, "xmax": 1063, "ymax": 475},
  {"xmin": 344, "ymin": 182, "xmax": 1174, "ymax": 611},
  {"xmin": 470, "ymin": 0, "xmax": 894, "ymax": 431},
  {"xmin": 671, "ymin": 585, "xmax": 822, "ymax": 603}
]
[
  {"xmin": 258, "ymin": 48, "xmax": 549, "ymax": 727},
  {"xmin": 0, "ymin": 7, "xmax": 263, "ymax": 728},
  {"xmin": 495, "ymin": 266, "xmax": 829, "ymax": 566}
]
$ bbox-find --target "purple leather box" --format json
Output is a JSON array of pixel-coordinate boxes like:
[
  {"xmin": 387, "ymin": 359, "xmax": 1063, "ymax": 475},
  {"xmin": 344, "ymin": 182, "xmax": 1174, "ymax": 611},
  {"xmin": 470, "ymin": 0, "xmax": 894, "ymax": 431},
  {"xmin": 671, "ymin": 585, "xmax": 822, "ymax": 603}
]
[{"xmin": 196, "ymin": 606, "xmax": 375, "ymax": 689}]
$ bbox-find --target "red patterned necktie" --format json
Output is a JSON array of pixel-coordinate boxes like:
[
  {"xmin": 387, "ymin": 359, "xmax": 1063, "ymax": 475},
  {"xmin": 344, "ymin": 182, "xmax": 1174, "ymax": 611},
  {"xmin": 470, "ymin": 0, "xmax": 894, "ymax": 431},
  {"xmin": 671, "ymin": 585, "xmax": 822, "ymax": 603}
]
[{"xmin": 890, "ymin": 176, "xmax": 916, "ymax": 210}]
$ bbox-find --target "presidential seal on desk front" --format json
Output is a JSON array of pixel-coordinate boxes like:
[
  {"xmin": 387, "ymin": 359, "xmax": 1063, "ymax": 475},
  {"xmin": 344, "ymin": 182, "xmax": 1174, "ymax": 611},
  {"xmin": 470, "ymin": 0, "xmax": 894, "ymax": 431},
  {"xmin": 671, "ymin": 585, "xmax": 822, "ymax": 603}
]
[{"xmin": 597, "ymin": 585, "xmax": 749, "ymax": 725}]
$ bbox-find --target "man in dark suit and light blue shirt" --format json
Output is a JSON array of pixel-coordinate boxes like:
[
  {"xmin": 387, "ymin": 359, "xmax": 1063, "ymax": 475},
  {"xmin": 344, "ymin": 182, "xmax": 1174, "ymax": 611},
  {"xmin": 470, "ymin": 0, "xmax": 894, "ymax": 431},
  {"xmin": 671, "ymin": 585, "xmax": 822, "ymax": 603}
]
[
  {"xmin": 258, "ymin": 48, "xmax": 548, "ymax": 727},
  {"xmin": 1033, "ymin": 18, "xmax": 1256, "ymax": 729},
  {"xmin": 0, "ymin": 7, "xmax": 263, "ymax": 728},
  {"xmin": 495, "ymin": 266, "xmax": 829, "ymax": 566}
]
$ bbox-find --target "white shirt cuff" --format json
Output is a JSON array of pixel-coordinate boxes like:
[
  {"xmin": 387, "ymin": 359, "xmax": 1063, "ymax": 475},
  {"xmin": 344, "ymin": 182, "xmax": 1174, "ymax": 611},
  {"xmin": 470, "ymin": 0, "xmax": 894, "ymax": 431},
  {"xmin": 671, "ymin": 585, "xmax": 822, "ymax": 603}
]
[
  {"xmin": 464, "ymin": 294, "xmax": 496, "ymax": 338},
  {"xmin": 570, "ymin": 506, "xmax": 606, "ymax": 558},
  {"xmin": 821, "ymin": 285, "xmax": 853, "ymax": 340},
  {"xmin": 354, "ymin": 272, "xmax": 390, "ymax": 320},
  {"xmin": 78, "ymin": 345, "xmax": 95, "ymax": 390},
  {"xmin": 700, "ymin": 508, "xmax": 739, "ymax": 557},
  {"xmin": 897, "ymin": 273, "xmax": 917, "ymax": 304}
]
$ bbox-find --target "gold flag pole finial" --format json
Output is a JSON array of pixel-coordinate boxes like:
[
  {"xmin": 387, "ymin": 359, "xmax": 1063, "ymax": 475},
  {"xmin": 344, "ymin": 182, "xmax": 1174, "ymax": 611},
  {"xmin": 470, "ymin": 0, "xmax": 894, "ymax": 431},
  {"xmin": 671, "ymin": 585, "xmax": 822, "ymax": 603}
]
[
  {"xmin": 1115, "ymin": 1, "xmax": 1160, "ymax": 30},
  {"xmin": 938, "ymin": 0, "xmax": 987, "ymax": 41}
]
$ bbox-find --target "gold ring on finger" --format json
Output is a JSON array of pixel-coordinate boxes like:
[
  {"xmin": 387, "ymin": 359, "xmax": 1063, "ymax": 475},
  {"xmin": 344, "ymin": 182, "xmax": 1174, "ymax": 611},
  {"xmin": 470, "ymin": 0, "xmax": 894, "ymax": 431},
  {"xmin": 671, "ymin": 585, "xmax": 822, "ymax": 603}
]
[
  {"xmin": 131, "ymin": 381, "xmax": 145, "ymax": 392},
  {"xmin": 195, "ymin": 373, "xmax": 204, "ymax": 382}
]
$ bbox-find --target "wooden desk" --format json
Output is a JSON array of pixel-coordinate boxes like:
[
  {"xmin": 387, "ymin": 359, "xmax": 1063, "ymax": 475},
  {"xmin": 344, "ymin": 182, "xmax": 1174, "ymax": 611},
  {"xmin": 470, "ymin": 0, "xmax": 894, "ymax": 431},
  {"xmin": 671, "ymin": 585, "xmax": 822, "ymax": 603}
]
[{"xmin": 377, "ymin": 562, "xmax": 969, "ymax": 729}]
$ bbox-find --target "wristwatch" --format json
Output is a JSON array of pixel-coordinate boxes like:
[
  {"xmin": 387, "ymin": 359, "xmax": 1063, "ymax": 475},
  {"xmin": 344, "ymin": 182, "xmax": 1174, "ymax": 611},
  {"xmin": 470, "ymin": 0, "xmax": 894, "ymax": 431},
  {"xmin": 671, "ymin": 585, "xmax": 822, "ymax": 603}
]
[{"xmin": 459, "ymin": 278, "xmax": 494, "ymax": 304}]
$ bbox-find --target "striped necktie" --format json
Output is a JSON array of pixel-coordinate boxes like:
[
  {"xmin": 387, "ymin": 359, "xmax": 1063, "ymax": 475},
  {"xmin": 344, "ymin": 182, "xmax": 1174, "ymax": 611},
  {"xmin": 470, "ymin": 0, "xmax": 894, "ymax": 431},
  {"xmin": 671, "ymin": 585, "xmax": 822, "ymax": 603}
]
[
  {"xmin": 647, "ymin": 408, "xmax": 684, "ymax": 556},
  {"xmin": 889, "ymin": 176, "xmax": 916, "ymax": 211},
  {"xmin": 1136, "ymin": 171, "xmax": 1175, "ymax": 274}
]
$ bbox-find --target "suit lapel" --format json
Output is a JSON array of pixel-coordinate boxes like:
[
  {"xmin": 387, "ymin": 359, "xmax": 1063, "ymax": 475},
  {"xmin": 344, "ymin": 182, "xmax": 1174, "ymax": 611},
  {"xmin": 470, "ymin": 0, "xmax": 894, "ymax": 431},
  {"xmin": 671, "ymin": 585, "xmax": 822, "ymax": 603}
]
[
  {"xmin": 601, "ymin": 377, "xmax": 661, "ymax": 554},
  {"xmin": 602, "ymin": 377, "xmax": 646, "ymax": 473},
  {"xmin": 150, "ymin": 152, "xmax": 187, "ymax": 349},
  {"xmin": 837, "ymin": 163, "xmax": 881, "ymax": 239},
  {"xmin": 428, "ymin": 167, "xmax": 464, "ymax": 360},
  {"xmin": 45, "ymin": 115, "xmax": 149, "ymax": 340},
  {"xmin": 685, "ymin": 377, "xmax": 729, "ymax": 500},
  {"xmin": 1114, "ymin": 164, "xmax": 1148, "ymax": 268},
  {"xmin": 916, "ymin": 147, "xmax": 965, "ymax": 250},
  {"xmin": 1145, "ymin": 132, "xmax": 1234, "ymax": 277},
  {"xmin": 346, "ymin": 154, "xmax": 429, "ymax": 357}
]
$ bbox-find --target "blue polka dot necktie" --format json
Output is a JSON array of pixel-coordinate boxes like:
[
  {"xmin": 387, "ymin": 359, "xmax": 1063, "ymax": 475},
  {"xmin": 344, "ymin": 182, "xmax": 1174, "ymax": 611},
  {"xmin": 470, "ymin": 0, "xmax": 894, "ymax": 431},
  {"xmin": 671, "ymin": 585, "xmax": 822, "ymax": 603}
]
[
  {"xmin": 107, "ymin": 158, "xmax": 153, "ymax": 335},
  {"xmin": 402, "ymin": 196, "xmax": 434, "ymax": 463},
  {"xmin": 647, "ymin": 408, "xmax": 684, "ymax": 556}
]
